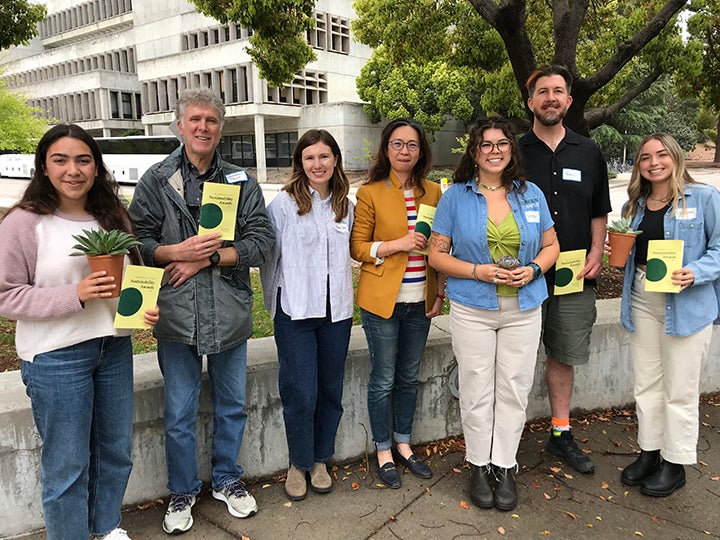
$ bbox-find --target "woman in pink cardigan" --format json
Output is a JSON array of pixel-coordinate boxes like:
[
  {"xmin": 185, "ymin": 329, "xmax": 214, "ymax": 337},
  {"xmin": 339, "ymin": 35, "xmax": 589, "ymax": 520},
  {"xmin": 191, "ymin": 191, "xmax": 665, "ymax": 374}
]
[{"xmin": 0, "ymin": 124, "xmax": 158, "ymax": 540}]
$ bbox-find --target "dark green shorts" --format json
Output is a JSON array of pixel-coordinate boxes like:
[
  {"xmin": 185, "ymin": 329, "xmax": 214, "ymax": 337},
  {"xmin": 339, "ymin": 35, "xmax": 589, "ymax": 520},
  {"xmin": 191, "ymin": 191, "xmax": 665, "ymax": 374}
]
[{"xmin": 541, "ymin": 286, "xmax": 597, "ymax": 366}]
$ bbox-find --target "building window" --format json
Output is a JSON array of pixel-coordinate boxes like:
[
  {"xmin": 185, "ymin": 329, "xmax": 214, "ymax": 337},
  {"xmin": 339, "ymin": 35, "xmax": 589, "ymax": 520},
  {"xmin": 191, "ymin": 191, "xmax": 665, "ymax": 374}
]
[
  {"xmin": 264, "ymin": 70, "xmax": 327, "ymax": 106},
  {"xmin": 265, "ymin": 132, "xmax": 298, "ymax": 167},
  {"xmin": 219, "ymin": 134, "xmax": 256, "ymax": 167},
  {"xmin": 329, "ymin": 14, "xmax": 350, "ymax": 54},
  {"xmin": 121, "ymin": 92, "xmax": 133, "ymax": 118},
  {"xmin": 307, "ymin": 11, "xmax": 326, "ymax": 49},
  {"xmin": 110, "ymin": 91, "xmax": 120, "ymax": 118}
]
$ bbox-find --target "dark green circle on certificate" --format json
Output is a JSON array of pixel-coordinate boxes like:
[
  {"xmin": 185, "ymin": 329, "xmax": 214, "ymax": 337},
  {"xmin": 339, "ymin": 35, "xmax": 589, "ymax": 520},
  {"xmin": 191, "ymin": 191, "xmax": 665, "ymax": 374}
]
[
  {"xmin": 645, "ymin": 258, "xmax": 667, "ymax": 282},
  {"xmin": 555, "ymin": 267, "xmax": 574, "ymax": 287},
  {"xmin": 117, "ymin": 287, "xmax": 143, "ymax": 316},
  {"xmin": 200, "ymin": 203, "xmax": 223, "ymax": 229},
  {"xmin": 415, "ymin": 221, "xmax": 431, "ymax": 239}
]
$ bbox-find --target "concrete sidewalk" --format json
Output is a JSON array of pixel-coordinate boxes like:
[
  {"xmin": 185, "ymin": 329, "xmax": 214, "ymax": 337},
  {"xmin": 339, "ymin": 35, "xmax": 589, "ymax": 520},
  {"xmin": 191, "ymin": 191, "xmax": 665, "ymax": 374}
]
[{"xmin": 23, "ymin": 398, "xmax": 720, "ymax": 539}]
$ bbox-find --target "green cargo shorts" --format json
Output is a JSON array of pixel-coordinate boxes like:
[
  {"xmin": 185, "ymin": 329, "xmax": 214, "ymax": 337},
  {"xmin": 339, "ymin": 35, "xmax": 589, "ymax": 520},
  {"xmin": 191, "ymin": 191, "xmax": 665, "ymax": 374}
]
[{"xmin": 541, "ymin": 286, "xmax": 597, "ymax": 366}]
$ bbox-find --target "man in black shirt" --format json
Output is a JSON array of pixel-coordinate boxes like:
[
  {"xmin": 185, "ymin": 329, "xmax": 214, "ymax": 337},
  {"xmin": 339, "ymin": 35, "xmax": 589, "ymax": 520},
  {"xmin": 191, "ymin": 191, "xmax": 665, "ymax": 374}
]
[{"xmin": 519, "ymin": 65, "xmax": 611, "ymax": 474}]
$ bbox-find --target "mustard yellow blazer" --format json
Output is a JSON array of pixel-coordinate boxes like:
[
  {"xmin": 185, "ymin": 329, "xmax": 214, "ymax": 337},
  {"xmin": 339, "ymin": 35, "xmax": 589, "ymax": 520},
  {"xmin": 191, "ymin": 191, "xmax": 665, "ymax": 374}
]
[{"xmin": 350, "ymin": 174, "xmax": 442, "ymax": 319}]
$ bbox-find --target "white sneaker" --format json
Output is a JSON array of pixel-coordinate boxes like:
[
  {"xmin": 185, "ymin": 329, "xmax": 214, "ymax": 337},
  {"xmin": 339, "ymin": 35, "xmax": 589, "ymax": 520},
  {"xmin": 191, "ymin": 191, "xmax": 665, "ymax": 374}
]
[
  {"xmin": 162, "ymin": 493, "xmax": 196, "ymax": 534},
  {"xmin": 95, "ymin": 528, "xmax": 131, "ymax": 540},
  {"xmin": 212, "ymin": 480, "xmax": 258, "ymax": 518}
]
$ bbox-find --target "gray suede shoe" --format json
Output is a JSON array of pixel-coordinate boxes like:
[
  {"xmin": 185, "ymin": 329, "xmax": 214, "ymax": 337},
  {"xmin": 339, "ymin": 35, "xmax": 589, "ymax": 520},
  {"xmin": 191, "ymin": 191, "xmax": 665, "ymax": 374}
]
[
  {"xmin": 310, "ymin": 462, "xmax": 333, "ymax": 493},
  {"xmin": 284, "ymin": 465, "xmax": 307, "ymax": 501}
]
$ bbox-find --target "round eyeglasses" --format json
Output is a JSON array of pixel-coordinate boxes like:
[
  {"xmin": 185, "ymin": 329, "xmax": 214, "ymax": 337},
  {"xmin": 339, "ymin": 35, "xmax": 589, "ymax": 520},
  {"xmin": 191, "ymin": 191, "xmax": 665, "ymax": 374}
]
[
  {"xmin": 478, "ymin": 140, "xmax": 511, "ymax": 154},
  {"xmin": 389, "ymin": 139, "xmax": 420, "ymax": 152}
]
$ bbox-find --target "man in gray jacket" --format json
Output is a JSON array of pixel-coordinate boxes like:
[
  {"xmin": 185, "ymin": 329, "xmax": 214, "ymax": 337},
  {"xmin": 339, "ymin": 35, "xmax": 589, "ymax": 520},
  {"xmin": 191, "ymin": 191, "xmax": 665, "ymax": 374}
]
[{"xmin": 129, "ymin": 88, "xmax": 274, "ymax": 535}]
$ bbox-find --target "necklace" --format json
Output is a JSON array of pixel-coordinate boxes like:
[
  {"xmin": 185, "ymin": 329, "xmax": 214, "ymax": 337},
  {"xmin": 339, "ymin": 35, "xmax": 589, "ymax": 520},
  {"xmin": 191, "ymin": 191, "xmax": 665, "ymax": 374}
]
[
  {"xmin": 477, "ymin": 181, "xmax": 504, "ymax": 191},
  {"xmin": 648, "ymin": 193, "xmax": 671, "ymax": 202}
]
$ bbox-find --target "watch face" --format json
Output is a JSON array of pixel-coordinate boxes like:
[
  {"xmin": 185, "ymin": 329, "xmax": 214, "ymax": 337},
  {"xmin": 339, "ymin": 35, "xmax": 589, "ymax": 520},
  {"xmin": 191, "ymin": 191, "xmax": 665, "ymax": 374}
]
[{"xmin": 210, "ymin": 251, "xmax": 220, "ymax": 266}]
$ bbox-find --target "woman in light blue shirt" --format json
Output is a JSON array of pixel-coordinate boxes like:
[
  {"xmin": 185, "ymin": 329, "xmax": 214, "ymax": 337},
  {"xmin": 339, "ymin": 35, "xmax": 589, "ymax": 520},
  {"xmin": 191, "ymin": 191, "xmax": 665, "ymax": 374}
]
[
  {"xmin": 428, "ymin": 117, "xmax": 558, "ymax": 512},
  {"xmin": 261, "ymin": 129, "xmax": 354, "ymax": 502},
  {"xmin": 616, "ymin": 133, "xmax": 720, "ymax": 497}
]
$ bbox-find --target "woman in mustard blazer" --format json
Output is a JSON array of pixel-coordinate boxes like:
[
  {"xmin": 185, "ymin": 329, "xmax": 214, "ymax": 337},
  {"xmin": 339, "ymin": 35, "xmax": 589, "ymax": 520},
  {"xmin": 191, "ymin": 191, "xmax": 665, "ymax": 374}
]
[{"xmin": 350, "ymin": 118, "xmax": 444, "ymax": 488}]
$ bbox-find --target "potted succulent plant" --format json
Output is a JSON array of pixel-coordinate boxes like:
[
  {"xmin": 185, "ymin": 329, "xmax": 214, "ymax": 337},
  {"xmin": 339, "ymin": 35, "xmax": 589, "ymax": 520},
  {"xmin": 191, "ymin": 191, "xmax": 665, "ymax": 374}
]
[
  {"xmin": 70, "ymin": 229, "xmax": 141, "ymax": 298},
  {"xmin": 606, "ymin": 218, "xmax": 642, "ymax": 267}
]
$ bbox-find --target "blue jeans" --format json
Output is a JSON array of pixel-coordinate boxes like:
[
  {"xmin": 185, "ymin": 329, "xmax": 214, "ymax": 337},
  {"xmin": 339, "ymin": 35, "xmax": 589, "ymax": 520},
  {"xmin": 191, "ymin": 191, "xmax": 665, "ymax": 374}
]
[
  {"xmin": 274, "ymin": 292, "xmax": 352, "ymax": 470},
  {"xmin": 20, "ymin": 336, "xmax": 134, "ymax": 540},
  {"xmin": 157, "ymin": 340, "xmax": 248, "ymax": 495},
  {"xmin": 361, "ymin": 303, "xmax": 432, "ymax": 451}
]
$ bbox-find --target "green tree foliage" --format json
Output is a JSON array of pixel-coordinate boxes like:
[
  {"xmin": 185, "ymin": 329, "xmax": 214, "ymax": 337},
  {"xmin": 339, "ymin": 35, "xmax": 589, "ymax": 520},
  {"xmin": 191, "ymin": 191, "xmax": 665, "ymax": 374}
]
[
  {"xmin": 591, "ymin": 75, "xmax": 700, "ymax": 165},
  {"xmin": 353, "ymin": 0, "xmax": 502, "ymax": 131},
  {"xmin": 0, "ymin": 0, "xmax": 46, "ymax": 50},
  {"xmin": 190, "ymin": 0, "xmax": 316, "ymax": 87},
  {"xmin": 0, "ymin": 78, "xmax": 48, "ymax": 152},
  {"xmin": 353, "ymin": 0, "xmax": 693, "ymax": 136},
  {"xmin": 687, "ymin": 0, "xmax": 720, "ymax": 162}
]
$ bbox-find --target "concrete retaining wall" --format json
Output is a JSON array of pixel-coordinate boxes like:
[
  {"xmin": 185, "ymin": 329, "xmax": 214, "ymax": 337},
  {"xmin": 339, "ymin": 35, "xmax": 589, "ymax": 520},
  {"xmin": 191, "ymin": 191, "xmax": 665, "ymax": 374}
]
[{"xmin": 2, "ymin": 298, "xmax": 719, "ymax": 537}]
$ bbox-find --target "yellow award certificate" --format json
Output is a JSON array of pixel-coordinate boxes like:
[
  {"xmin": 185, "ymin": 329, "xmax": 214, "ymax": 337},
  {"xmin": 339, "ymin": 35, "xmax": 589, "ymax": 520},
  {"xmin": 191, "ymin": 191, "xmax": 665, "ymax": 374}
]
[
  {"xmin": 645, "ymin": 240, "xmax": 683, "ymax": 293},
  {"xmin": 198, "ymin": 182, "xmax": 240, "ymax": 240},
  {"xmin": 114, "ymin": 265, "xmax": 164, "ymax": 329},
  {"xmin": 414, "ymin": 204, "xmax": 436, "ymax": 255},
  {"xmin": 553, "ymin": 249, "xmax": 586, "ymax": 296}
]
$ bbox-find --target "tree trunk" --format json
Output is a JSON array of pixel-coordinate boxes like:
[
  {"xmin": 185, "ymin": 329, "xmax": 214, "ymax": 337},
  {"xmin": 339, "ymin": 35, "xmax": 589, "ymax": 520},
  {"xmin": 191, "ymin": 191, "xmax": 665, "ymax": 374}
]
[{"xmin": 715, "ymin": 114, "xmax": 720, "ymax": 164}]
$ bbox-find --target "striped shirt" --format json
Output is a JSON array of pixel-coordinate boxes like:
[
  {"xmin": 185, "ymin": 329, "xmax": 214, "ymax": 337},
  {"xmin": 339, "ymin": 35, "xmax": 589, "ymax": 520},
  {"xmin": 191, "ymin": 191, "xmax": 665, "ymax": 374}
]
[{"xmin": 396, "ymin": 188, "xmax": 426, "ymax": 303}]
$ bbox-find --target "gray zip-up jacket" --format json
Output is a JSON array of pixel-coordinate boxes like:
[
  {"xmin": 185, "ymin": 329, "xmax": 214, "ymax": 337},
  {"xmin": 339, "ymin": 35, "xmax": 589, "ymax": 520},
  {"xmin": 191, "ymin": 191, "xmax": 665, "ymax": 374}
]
[{"xmin": 129, "ymin": 147, "xmax": 274, "ymax": 354}]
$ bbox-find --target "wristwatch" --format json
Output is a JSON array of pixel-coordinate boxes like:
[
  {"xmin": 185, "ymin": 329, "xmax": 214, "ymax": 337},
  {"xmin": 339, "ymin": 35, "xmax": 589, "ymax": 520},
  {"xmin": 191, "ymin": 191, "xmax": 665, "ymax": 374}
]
[
  {"xmin": 528, "ymin": 262, "xmax": 542, "ymax": 280},
  {"xmin": 209, "ymin": 250, "xmax": 220, "ymax": 268}
]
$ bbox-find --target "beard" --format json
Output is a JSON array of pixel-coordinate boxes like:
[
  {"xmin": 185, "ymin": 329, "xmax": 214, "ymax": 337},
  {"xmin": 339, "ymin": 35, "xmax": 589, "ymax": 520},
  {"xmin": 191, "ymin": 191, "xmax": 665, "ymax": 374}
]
[{"xmin": 533, "ymin": 105, "xmax": 567, "ymax": 127}]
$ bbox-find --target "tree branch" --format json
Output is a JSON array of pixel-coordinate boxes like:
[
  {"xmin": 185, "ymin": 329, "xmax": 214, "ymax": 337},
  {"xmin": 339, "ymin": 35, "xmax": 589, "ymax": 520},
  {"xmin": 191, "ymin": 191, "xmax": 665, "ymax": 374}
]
[
  {"xmin": 468, "ymin": 0, "xmax": 537, "ymax": 102},
  {"xmin": 585, "ymin": 0, "xmax": 686, "ymax": 93},
  {"xmin": 584, "ymin": 67, "xmax": 663, "ymax": 128},
  {"xmin": 552, "ymin": 0, "xmax": 589, "ymax": 72}
]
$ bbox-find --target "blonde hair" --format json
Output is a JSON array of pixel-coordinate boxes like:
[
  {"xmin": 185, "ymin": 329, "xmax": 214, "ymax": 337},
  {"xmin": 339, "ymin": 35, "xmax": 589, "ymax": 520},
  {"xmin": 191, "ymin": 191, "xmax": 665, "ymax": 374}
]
[{"xmin": 624, "ymin": 133, "xmax": 698, "ymax": 222}]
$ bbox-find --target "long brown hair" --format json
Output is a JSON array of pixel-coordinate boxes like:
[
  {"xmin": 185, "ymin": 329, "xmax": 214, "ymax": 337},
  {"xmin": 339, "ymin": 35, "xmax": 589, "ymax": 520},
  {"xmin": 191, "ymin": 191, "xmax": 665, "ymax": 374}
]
[
  {"xmin": 284, "ymin": 129, "xmax": 349, "ymax": 222},
  {"xmin": 623, "ymin": 133, "xmax": 698, "ymax": 221},
  {"xmin": 453, "ymin": 116, "xmax": 527, "ymax": 193},
  {"xmin": 366, "ymin": 118, "xmax": 432, "ymax": 195},
  {"xmin": 7, "ymin": 123, "xmax": 141, "ymax": 263}
]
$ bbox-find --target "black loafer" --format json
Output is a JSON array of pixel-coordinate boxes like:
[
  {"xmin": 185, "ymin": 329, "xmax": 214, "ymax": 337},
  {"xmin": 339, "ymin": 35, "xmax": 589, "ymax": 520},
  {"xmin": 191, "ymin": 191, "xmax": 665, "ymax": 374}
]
[
  {"xmin": 393, "ymin": 449, "xmax": 433, "ymax": 479},
  {"xmin": 377, "ymin": 462, "xmax": 401, "ymax": 489}
]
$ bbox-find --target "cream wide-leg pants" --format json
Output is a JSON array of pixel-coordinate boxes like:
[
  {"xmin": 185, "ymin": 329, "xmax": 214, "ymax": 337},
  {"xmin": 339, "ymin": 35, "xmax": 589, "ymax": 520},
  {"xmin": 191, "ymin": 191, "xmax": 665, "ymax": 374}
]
[
  {"xmin": 450, "ymin": 297, "xmax": 542, "ymax": 468},
  {"xmin": 630, "ymin": 269, "xmax": 712, "ymax": 464}
]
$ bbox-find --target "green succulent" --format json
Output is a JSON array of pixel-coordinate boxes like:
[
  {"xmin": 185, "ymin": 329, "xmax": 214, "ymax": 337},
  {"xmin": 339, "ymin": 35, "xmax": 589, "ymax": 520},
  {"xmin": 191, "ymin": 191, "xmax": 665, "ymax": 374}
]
[
  {"xmin": 607, "ymin": 218, "xmax": 642, "ymax": 235},
  {"xmin": 69, "ymin": 228, "xmax": 142, "ymax": 256}
]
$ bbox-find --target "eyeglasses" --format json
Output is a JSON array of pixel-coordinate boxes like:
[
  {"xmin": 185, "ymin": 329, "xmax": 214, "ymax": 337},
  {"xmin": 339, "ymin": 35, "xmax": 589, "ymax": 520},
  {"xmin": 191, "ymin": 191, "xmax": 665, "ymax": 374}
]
[
  {"xmin": 389, "ymin": 139, "xmax": 420, "ymax": 152},
  {"xmin": 477, "ymin": 140, "xmax": 511, "ymax": 154}
]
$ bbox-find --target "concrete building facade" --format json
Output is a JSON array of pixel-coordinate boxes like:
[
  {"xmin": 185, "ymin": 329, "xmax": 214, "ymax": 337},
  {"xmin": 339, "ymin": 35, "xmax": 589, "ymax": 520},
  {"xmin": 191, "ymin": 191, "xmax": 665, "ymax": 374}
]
[{"xmin": 1, "ymin": 0, "xmax": 463, "ymax": 178}]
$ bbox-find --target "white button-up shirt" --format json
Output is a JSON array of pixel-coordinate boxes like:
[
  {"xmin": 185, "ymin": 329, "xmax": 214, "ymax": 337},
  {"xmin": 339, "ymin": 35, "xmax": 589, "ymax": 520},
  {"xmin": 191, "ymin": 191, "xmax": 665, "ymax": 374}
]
[{"xmin": 260, "ymin": 188, "xmax": 354, "ymax": 322}]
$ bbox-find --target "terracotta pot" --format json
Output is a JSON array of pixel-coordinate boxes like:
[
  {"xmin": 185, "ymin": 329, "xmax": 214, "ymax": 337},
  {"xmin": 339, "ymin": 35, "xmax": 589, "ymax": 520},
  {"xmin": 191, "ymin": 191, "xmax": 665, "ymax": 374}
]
[
  {"xmin": 87, "ymin": 254, "xmax": 125, "ymax": 298},
  {"xmin": 607, "ymin": 231, "xmax": 637, "ymax": 267}
]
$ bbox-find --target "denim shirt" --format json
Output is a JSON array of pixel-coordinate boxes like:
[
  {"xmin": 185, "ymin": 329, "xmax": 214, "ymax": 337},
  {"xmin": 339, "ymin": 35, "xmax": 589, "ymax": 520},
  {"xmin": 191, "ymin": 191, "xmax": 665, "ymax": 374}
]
[
  {"xmin": 620, "ymin": 183, "xmax": 720, "ymax": 336},
  {"xmin": 261, "ymin": 189, "xmax": 354, "ymax": 322},
  {"xmin": 432, "ymin": 179, "xmax": 554, "ymax": 311}
]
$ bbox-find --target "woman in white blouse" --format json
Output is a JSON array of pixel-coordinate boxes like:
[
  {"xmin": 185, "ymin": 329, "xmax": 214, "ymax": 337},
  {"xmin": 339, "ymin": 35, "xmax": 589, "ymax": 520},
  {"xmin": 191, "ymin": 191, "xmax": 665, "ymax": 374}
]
[{"xmin": 261, "ymin": 129, "xmax": 354, "ymax": 502}]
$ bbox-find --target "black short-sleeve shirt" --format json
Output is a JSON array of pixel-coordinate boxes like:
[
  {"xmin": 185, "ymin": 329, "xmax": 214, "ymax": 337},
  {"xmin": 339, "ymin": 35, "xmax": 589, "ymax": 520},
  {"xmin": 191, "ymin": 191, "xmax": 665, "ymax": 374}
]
[{"xmin": 519, "ymin": 128, "xmax": 612, "ymax": 288}]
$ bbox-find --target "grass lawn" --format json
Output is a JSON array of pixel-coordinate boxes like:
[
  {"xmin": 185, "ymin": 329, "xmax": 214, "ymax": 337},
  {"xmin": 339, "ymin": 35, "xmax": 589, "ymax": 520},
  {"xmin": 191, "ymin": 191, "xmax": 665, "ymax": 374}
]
[{"xmin": 0, "ymin": 268, "xmax": 368, "ymax": 372}]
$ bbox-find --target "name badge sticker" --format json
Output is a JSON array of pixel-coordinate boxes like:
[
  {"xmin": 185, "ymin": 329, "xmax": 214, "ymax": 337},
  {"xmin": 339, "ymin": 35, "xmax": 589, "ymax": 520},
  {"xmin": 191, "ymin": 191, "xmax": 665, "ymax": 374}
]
[
  {"xmin": 525, "ymin": 210, "xmax": 540, "ymax": 223},
  {"xmin": 677, "ymin": 207, "xmax": 697, "ymax": 220},
  {"xmin": 226, "ymin": 171, "xmax": 248, "ymax": 184},
  {"xmin": 335, "ymin": 221, "xmax": 349, "ymax": 233},
  {"xmin": 562, "ymin": 168, "xmax": 582, "ymax": 182}
]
